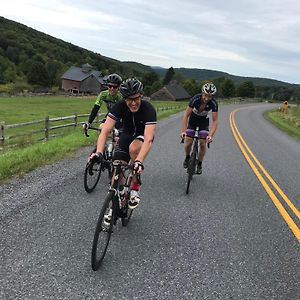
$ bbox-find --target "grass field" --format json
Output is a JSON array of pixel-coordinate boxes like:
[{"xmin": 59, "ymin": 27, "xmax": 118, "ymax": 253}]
[
  {"xmin": 264, "ymin": 105, "xmax": 300, "ymax": 140},
  {"xmin": 0, "ymin": 96, "xmax": 186, "ymax": 147},
  {"xmin": 0, "ymin": 95, "xmax": 186, "ymax": 181},
  {"xmin": 0, "ymin": 95, "xmax": 187, "ymax": 123}
]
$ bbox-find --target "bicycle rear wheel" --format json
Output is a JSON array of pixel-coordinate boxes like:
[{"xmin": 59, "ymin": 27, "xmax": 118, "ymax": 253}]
[
  {"xmin": 186, "ymin": 145, "xmax": 197, "ymax": 194},
  {"xmin": 84, "ymin": 161, "xmax": 102, "ymax": 193},
  {"xmin": 91, "ymin": 191, "xmax": 115, "ymax": 270}
]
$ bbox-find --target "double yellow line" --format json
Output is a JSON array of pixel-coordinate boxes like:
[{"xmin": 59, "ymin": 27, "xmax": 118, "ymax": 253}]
[{"xmin": 230, "ymin": 108, "xmax": 300, "ymax": 242}]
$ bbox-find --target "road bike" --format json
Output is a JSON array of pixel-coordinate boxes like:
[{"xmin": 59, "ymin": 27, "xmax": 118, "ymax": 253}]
[
  {"xmin": 83, "ymin": 127, "xmax": 118, "ymax": 193},
  {"xmin": 181, "ymin": 127, "xmax": 209, "ymax": 194},
  {"xmin": 91, "ymin": 160, "xmax": 139, "ymax": 270}
]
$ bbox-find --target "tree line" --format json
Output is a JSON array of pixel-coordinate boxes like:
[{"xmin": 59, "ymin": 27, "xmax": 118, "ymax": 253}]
[
  {"xmin": 151, "ymin": 67, "xmax": 300, "ymax": 102},
  {"xmin": 0, "ymin": 16, "xmax": 299, "ymax": 102}
]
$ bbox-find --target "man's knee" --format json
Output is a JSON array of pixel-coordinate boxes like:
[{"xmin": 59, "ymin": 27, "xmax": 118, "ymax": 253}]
[{"xmin": 129, "ymin": 142, "xmax": 142, "ymax": 158}]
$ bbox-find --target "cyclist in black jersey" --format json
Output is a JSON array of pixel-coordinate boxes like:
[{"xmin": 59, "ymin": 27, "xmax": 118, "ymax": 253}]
[
  {"xmin": 90, "ymin": 78, "xmax": 157, "ymax": 213},
  {"xmin": 181, "ymin": 82, "xmax": 218, "ymax": 174}
]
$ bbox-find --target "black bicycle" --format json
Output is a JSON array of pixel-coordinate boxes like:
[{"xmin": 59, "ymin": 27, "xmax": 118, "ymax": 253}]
[
  {"xmin": 181, "ymin": 127, "xmax": 209, "ymax": 194},
  {"xmin": 83, "ymin": 127, "xmax": 117, "ymax": 193},
  {"xmin": 91, "ymin": 160, "xmax": 139, "ymax": 270}
]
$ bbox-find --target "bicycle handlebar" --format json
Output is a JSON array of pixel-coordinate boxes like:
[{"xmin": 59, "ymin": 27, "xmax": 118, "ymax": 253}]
[{"xmin": 84, "ymin": 126, "xmax": 101, "ymax": 137}]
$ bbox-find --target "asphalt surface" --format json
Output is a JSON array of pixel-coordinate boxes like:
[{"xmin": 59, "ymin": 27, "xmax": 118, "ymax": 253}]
[{"xmin": 0, "ymin": 103, "xmax": 299, "ymax": 300}]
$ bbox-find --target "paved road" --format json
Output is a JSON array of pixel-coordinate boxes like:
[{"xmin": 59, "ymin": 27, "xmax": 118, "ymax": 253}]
[{"xmin": 1, "ymin": 103, "xmax": 299, "ymax": 300}]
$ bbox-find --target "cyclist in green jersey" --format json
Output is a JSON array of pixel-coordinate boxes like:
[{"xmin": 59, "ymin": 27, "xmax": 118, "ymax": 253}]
[{"xmin": 83, "ymin": 73, "xmax": 123, "ymax": 130}]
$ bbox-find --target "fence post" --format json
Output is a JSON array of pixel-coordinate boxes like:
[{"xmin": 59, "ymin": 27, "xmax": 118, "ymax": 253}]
[
  {"xmin": 0, "ymin": 122, "xmax": 5, "ymax": 149},
  {"xmin": 45, "ymin": 116, "xmax": 49, "ymax": 141},
  {"xmin": 74, "ymin": 113, "xmax": 78, "ymax": 127}
]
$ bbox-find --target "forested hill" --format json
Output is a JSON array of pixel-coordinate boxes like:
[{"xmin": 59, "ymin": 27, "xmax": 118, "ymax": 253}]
[
  {"xmin": 0, "ymin": 16, "xmax": 150, "ymax": 88},
  {"xmin": 153, "ymin": 67, "xmax": 292, "ymax": 88},
  {"xmin": 0, "ymin": 16, "xmax": 299, "ymax": 101}
]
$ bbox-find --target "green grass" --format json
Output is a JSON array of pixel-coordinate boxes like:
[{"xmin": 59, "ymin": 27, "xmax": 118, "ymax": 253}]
[
  {"xmin": 264, "ymin": 106, "xmax": 300, "ymax": 140},
  {"xmin": 0, "ymin": 97, "xmax": 186, "ymax": 181},
  {"xmin": 0, "ymin": 96, "xmax": 186, "ymax": 124},
  {"xmin": 0, "ymin": 96, "xmax": 96, "ymax": 124},
  {"xmin": 0, "ymin": 96, "xmax": 186, "ymax": 148}
]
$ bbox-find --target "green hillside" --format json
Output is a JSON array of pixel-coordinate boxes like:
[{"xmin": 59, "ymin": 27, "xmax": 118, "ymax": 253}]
[
  {"xmin": 0, "ymin": 16, "xmax": 147, "ymax": 89},
  {"xmin": 0, "ymin": 16, "xmax": 299, "ymax": 101},
  {"xmin": 152, "ymin": 67, "xmax": 292, "ymax": 87}
]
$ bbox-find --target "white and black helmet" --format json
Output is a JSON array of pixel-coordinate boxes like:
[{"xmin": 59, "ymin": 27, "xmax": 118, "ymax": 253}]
[
  {"xmin": 107, "ymin": 73, "xmax": 122, "ymax": 86},
  {"xmin": 120, "ymin": 78, "xmax": 143, "ymax": 98},
  {"xmin": 202, "ymin": 83, "xmax": 217, "ymax": 95}
]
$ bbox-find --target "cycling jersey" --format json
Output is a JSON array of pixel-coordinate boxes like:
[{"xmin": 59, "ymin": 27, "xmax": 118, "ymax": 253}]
[
  {"xmin": 95, "ymin": 90, "xmax": 123, "ymax": 111},
  {"xmin": 188, "ymin": 93, "xmax": 218, "ymax": 117},
  {"xmin": 88, "ymin": 90, "xmax": 123, "ymax": 125},
  {"xmin": 108, "ymin": 100, "xmax": 157, "ymax": 136}
]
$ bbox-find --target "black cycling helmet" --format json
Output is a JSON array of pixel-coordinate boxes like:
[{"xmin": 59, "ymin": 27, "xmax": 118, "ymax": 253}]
[
  {"xmin": 120, "ymin": 78, "xmax": 143, "ymax": 98},
  {"xmin": 202, "ymin": 82, "xmax": 217, "ymax": 95},
  {"xmin": 107, "ymin": 73, "xmax": 122, "ymax": 86}
]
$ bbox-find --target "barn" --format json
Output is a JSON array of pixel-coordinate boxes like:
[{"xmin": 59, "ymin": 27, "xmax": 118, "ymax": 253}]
[
  {"xmin": 151, "ymin": 81, "xmax": 191, "ymax": 101},
  {"xmin": 61, "ymin": 63, "xmax": 104, "ymax": 94}
]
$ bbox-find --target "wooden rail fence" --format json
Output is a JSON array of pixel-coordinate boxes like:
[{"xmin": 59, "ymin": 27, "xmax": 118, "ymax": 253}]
[{"xmin": 0, "ymin": 105, "xmax": 185, "ymax": 150}]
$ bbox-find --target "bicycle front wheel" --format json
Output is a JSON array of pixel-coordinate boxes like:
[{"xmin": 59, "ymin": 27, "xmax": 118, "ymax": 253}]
[
  {"xmin": 84, "ymin": 161, "xmax": 102, "ymax": 193},
  {"xmin": 121, "ymin": 204, "xmax": 133, "ymax": 227},
  {"xmin": 91, "ymin": 191, "xmax": 115, "ymax": 270},
  {"xmin": 186, "ymin": 146, "xmax": 197, "ymax": 194}
]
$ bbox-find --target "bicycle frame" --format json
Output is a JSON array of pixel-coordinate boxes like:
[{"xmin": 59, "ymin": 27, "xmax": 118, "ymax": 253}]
[
  {"xmin": 107, "ymin": 160, "xmax": 137, "ymax": 221},
  {"xmin": 184, "ymin": 126, "xmax": 209, "ymax": 194},
  {"xmin": 91, "ymin": 160, "xmax": 137, "ymax": 270}
]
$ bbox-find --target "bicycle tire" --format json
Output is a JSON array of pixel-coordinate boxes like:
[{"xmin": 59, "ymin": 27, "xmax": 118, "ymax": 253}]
[
  {"xmin": 107, "ymin": 163, "xmax": 113, "ymax": 181},
  {"xmin": 121, "ymin": 204, "xmax": 133, "ymax": 227},
  {"xmin": 91, "ymin": 191, "xmax": 115, "ymax": 270},
  {"xmin": 186, "ymin": 143, "xmax": 197, "ymax": 194},
  {"xmin": 84, "ymin": 161, "xmax": 102, "ymax": 193}
]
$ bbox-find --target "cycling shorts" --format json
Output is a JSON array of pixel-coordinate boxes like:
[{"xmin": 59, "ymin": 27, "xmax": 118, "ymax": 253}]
[
  {"xmin": 113, "ymin": 133, "xmax": 144, "ymax": 162},
  {"xmin": 187, "ymin": 113, "xmax": 209, "ymax": 136}
]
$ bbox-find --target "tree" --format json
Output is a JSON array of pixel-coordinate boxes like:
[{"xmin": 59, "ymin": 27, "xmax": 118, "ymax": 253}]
[
  {"xmin": 173, "ymin": 72, "xmax": 185, "ymax": 83},
  {"xmin": 46, "ymin": 60, "xmax": 64, "ymax": 85},
  {"xmin": 221, "ymin": 78, "xmax": 235, "ymax": 97},
  {"xmin": 163, "ymin": 67, "xmax": 175, "ymax": 85},
  {"xmin": 150, "ymin": 80, "xmax": 163, "ymax": 94},
  {"xmin": 236, "ymin": 81, "xmax": 255, "ymax": 97},
  {"xmin": 182, "ymin": 79, "xmax": 198, "ymax": 96},
  {"xmin": 4, "ymin": 66, "xmax": 17, "ymax": 82},
  {"xmin": 143, "ymin": 86, "xmax": 151, "ymax": 96},
  {"xmin": 27, "ymin": 61, "xmax": 50, "ymax": 86},
  {"xmin": 0, "ymin": 56, "xmax": 16, "ymax": 83},
  {"xmin": 6, "ymin": 46, "xmax": 19, "ymax": 64},
  {"xmin": 142, "ymin": 71, "xmax": 159, "ymax": 87}
]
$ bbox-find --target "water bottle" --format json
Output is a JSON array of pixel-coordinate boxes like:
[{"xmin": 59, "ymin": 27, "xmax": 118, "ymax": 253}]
[{"xmin": 107, "ymin": 143, "xmax": 113, "ymax": 158}]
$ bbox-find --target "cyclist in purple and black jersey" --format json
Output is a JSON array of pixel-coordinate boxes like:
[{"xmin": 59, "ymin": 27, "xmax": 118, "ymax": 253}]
[{"xmin": 181, "ymin": 82, "xmax": 219, "ymax": 174}]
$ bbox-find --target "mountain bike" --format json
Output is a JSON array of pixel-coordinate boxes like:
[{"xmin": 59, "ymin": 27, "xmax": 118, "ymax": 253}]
[
  {"xmin": 83, "ymin": 127, "xmax": 118, "ymax": 193},
  {"xmin": 181, "ymin": 127, "xmax": 209, "ymax": 195},
  {"xmin": 91, "ymin": 160, "xmax": 139, "ymax": 270}
]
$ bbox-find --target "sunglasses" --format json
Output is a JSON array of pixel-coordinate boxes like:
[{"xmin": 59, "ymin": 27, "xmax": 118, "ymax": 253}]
[
  {"xmin": 108, "ymin": 85, "xmax": 118, "ymax": 89},
  {"xmin": 125, "ymin": 95, "xmax": 141, "ymax": 103}
]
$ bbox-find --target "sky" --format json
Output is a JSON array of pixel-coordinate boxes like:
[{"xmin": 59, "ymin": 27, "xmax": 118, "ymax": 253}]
[{"xmin": 1, "ymin": 0, "xmax": 300, "ymax": 84}]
